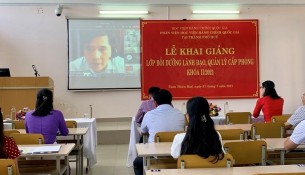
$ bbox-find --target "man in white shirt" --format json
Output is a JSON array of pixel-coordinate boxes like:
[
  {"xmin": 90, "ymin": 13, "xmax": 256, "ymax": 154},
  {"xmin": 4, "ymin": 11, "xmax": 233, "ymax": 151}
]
[
  {"xmin": 141, "ymin": 89, "xmax": 185, "ymax": 143},
  {"xmin": 285, "ymin": 93, "xmax": 305, "ymax": 129},
  {"xmin": 134, "ymin": 89, "xmax": 185, "ymax": 175},
  {"xmin": 284, "ymin": 119, "xmax": 305, "ymax": 151}
]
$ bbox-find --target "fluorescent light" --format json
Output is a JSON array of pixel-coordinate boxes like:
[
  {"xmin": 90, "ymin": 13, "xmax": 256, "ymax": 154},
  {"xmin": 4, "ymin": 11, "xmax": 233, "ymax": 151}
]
[
  {"xmin": 192, "ymin": 10, "xmax": 240, "ymax": 14},
  {"xmin": 99, "ymin": 10, "xmax": 149, "ymax": 15}
]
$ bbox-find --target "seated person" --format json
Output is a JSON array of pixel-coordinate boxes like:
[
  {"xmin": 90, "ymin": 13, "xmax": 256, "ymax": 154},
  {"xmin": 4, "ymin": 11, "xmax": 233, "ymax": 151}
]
[
  {"xmin": 285, "ymin": 92, "xmax": 305, "ymax": 129},
  {"xmin": 253, "ymin": 80, "xmax": 284, "ymax": 123},
  {"xmin": 133, "ymin": 89, "xmax": 185, "ymax": 175},
  {"xmin": 25, "ymin": 88, "xmax": 69, "ymax": 144},
  {"xmin": 135, "ymin": 86, "xmax": 160, "ymax": 126},
  {"xmin": 284, "ymin": 119, "xmax": 305, "ymax": 151},
  {"xmin": 0, "ymin": 107, "xmax": 20, "ymax": 175},
  {"xmin": 171, "ymin": 96, "xmax": 224, "ymax": 160}
]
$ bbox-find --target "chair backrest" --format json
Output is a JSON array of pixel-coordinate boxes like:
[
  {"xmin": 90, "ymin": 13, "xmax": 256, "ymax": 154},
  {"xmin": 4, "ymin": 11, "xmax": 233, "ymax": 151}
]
[
  {"xmin": 217, "ymin": 129, "xmax": 244, "ymax": 140},
  {"xmin": 3, "ymin": 130, "xmax": 20, "ymax": 137},
  {"xmin": 223, "ymin": 140, "xmax": 267, "ymax": 165},
  {"xmin": 271, "ymin": 114, "xmax": 291, "ymax": 124},
  {"xmin": 12, "ymin": 120, "xmax": 25, "ymax": 129},
  {"xmin": 154, "ymin": 131, "xmax": 185, "ymax": 142},
  {"xmin": 225, "ymin": 112, "xmax": 251, "ymax": 124},
  {"xmin": 65, "ymin": 120, "xmax": 77, "ymax": 128},
  {"xmin": 10, "ymin": 133, "xmax": 44, "ymax": 144},
  {"xmin": 0, "ymin": 159, "xmax": 17, "ymax": 175},
  {"xmin": 251, "ymin": 123, "xmax": 285, "ymax": 139},
  {"xmin": 177, "ymin": 153, "xmax": 234, "ymax": 169}
]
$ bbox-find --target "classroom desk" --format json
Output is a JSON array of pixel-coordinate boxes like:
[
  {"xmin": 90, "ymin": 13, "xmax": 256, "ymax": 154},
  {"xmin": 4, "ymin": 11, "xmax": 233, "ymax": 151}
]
[
  {"xmin": 211, "ymin": 115, "xmax": 265, "ymax": 125},
  {"xmin": 215, "ymin": 124, "xmax": 252, "ymax": 131},
  {"xmin": 136, "ymin": 139, "xmax": 301, "ymax": 171},
  {"xmin": 18, "ymin": 143, "xmax": 75, "ymax": 175},
  {"xmin": 15, "ymin": 128, "xmax": 88, "ymax": 175},
  {"xmin": 145, "ymin": 165, "xmax": 305, "ymax": 175},
  {"xmin": 265, "ymin": 138, "xmax": 305, "ymax": 165}
]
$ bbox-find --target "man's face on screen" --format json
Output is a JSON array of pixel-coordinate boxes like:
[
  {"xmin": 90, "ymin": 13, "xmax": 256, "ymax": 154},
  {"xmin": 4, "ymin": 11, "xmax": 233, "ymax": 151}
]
[{"xmin": 84, "ymin": 35, "xmax": 112, "ymax": 72}]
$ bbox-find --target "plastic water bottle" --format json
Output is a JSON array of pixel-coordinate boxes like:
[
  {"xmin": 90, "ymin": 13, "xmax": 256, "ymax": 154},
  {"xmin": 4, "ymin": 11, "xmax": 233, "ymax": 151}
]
[
  {"xmin": 224, "ymin": 102, "xmax": 229, "ymax": 115},
  {"xmin": 10, "ymin": 106, "xmax": 16, "ymax": 120}
]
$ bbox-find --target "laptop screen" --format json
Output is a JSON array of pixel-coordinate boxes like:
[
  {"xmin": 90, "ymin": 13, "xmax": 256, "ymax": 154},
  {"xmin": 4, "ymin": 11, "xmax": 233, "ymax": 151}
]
[{"xmin": 0, "ymin": 68, "xmax": 11, "ymax": 77}]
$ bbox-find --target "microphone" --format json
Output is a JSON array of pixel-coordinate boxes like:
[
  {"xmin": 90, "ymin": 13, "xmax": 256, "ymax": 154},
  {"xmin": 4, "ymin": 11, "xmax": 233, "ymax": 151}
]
[{"xmin": 32, "ymin": 65, "xmax": 40, "ymax": 77}]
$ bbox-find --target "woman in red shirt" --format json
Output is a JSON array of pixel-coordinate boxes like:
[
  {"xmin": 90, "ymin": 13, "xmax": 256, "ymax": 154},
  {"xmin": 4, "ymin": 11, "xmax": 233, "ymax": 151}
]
[
  {"xmin": 253, "ymin": 80, "xmax": 284, "ymax": 122},
  {"xmin": 0, "ymin": 108, "xmax": 20, "ymax": 175}
]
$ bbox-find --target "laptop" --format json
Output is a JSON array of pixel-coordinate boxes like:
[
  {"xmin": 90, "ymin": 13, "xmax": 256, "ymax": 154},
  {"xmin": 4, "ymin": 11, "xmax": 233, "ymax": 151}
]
[{"xmin": 0, "ymin": 68, "xmax": 11, "ymax": 77}]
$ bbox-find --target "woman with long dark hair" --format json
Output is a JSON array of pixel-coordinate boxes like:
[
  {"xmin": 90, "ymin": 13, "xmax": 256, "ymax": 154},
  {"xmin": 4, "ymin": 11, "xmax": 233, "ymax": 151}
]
[
  {"xmin": 171, "ymin": 96, "xmax": 224, "ymax": 163},
  {"xmin": 253, "ymin": 80, "xmax": 284, "ymax": 122},
  {"xmin": 25, "ymin": 88, "xmax": 69, "ymax": 144},
  {"xmin": 0, "ymin": 107, "xmax": 20, "ymax": 175}
]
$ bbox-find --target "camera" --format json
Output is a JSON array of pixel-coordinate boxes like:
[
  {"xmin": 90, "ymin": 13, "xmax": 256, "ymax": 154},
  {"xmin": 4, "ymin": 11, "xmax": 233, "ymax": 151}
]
[{"xmin": 55, "ymin": 5, "xmax": 62, "ymax": 17}]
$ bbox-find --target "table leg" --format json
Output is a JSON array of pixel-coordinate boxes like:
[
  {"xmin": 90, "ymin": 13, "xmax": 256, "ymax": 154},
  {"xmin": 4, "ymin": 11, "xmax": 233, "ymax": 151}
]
[
  {"xmin": 56, "ymin": 156, "xmax": 60, "ymax": 175},
  {"xmin": 81, "ymin": 135, "xmax": 84, "ymax": 174},
  {"xmin": 280, "ymin": 150, "xmax": 285, "ymax": 165}
]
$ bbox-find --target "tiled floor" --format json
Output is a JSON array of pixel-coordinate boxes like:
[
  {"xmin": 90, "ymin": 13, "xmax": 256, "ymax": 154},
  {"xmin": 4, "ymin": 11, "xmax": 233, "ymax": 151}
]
[{"xmin": 71, "ymin": 144, "xmax": 134, "ymax": 175}]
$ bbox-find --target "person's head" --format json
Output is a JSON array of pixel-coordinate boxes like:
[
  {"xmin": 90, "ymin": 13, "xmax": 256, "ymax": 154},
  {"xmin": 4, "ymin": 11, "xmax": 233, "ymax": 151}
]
[
  {"xmin": 181, "ymin": 97, "xmax": 224, "ymax": 163},
  {"xmin": 152, "ymin": 89, "xmax": 172, "ymax": 106},
  {"xmin": 260, "ymin": 80, "xmax": 280, "ymax": 99},
  {"xmin": 33, "ymin": 88, "xmax": 53, "ymax": 116},
  {"xmin": 0, "ymin": 107, "xmax": 7, "ymax": 158},
  {"xmin": 148, "ymin": 86, "xmax": 160, "ymax": 99},
  {"xmin": 84, "ymin": 32, "xmax": 112, "ymax": 72}
]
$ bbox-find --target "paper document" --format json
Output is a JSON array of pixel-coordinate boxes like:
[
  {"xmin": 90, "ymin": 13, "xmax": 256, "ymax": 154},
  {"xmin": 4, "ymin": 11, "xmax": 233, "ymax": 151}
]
[{"xmin": 19, "ymin": 145, "xmax": 61, "ymax": 154}]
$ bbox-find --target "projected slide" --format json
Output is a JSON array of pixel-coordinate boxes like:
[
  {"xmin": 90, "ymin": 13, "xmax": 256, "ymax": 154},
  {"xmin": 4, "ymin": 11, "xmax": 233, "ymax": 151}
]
[{"xmin": 68, "ymin": 19, "xmax": 140, "ymax": 90}]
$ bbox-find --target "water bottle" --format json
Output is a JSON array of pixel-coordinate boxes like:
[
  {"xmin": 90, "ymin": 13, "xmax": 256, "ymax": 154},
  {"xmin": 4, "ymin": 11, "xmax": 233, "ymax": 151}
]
[
  {"xmin": 224, "ymin": 102, "xmax": 229, "ymax": 115},
  {"xmin": 10, "ymin": 106, "xmax": 16, "ymax": 120}
]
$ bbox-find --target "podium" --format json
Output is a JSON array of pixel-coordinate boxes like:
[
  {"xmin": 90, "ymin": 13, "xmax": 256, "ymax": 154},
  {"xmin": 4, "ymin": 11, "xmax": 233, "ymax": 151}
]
[{"xmin": 0, "ymin": 77, "xmax": 54, "ymax": 117}]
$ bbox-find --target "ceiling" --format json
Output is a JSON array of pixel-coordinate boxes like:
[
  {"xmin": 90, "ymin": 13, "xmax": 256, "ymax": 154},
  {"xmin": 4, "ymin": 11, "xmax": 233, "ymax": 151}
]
[{"xmin": 1, "ymin": 0, "xmax": 305, "ymax": 5}]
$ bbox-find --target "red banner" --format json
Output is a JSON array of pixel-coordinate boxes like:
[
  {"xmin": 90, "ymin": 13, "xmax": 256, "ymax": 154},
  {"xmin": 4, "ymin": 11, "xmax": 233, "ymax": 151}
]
[{"xmin": 141, "ymin": 20, "xmax": 259, "ymax": 100}]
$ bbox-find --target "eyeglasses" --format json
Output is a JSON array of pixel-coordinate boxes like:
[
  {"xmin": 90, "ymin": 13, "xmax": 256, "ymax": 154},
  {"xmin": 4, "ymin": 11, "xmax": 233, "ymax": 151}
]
[{"xmin": 260, "ymin": 86, "xmax": 264, "ymax": 89}]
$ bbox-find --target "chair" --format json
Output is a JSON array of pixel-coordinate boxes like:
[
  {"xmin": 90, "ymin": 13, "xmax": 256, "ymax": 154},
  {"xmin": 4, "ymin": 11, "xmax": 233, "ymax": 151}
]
[
  {"xmin": 0, "ymin": 159, "xmax": 17, "ymax": 175},
  {"xmin": 223, "ymin": 140, "xmax": 267, "ymax": 166},
  {"xmin": 271, "ymin": 114, "xmax": 291, "ymax": 124},
  {"xmin": 177, "ymin": 153, "xmax": 234, "ymax": 168},
  {"xmin": 12, "ymin": 120, "xmax": 25, "ymax": 129},
  {"xmin": 65, "ymin": 120, "xmax": 77, "ymax": 128},
  {"xmin": 251, "ymin": 123, "xmax": 285, "ymax": 139},
  {"xmin": 154, "ymin": 131, "xmax": 185, "ymax": 142},
  {"xmin": 151, "ymin": 131, "xmax": 185, "ymax": 169},
  {"xmin": 3, "ymin": 130, "xmax": 20, "ymax": 137},
  {"xmin": 217, "ymin": 129, "xmax": 244, "ymax": 140},
  {"xmin": 225, "ymin": 112, "xmax": 252, "ymax": 124},
  {"xmin": 10, "ymin": 133, "xmax": 44, "ymax": 144}
]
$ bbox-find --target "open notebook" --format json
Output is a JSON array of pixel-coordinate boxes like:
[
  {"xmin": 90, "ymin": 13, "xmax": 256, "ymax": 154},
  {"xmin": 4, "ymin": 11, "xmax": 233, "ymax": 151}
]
[{"xmin": 19, "ymin": 145, "xmax": 61, "ymax": 154}]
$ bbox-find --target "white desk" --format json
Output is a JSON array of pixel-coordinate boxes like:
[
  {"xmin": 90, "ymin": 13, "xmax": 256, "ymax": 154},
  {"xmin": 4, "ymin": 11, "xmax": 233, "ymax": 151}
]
[
  {"xmin": 18, "ymin": 143, "xmax": 75, "ymax": 175},
  {"xmin": 4, "ymin": 123, "xmax": 12, "ymax": 129},
  {"xmin": 265, "ymin": 138, "xmax": 305, "ymax": 165},
  {"xmin": 211, "ymin": 115, "xmax": 265, "ymax": 125},
  {"xmin": 127, "ymin": 117, "xmax": 142, "ymax": 167},
  {"xmin": 65, "ymin": 118, "xmax": 97, "ymax": 167},
  {"xmin": 145, "ymin": 165, "xmax": 305, "ymax": 175},
  {"xmin": 15, "ymin": 128, "xmax": 88, "ymax": 175}
]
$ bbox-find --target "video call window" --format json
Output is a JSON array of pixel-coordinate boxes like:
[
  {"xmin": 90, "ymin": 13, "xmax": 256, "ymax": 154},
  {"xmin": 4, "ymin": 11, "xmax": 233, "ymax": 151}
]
[{"xmin": 68, "ymin": 19, "xmax": 140, "ymax": 90}]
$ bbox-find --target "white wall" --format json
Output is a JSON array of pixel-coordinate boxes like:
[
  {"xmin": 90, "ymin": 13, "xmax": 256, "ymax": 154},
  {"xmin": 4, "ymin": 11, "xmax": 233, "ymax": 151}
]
[{"xmin": 1, "ymin": 4, "xmax": 305, "ymax": 118}]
